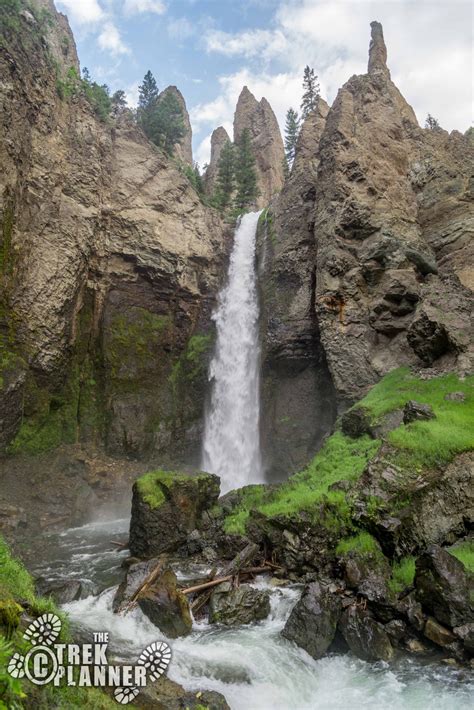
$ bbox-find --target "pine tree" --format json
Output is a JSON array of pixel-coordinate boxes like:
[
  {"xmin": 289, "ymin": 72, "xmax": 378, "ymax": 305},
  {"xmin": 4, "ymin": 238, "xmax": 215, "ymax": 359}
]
[
  {"xmin": 151, "ymin": 91, "xmax": 185, "ymax": 155},
  {"xmin": 214, "ymin": 140, "xmax": 235, "ymax": 210},
  {"xmin": 284, "ymin": 107, "xmax": 300, "ymax": 169},
  {"xmin": 301, "ymin": 65, "xmax": 320, "ymax": 118},
  {"xmin": 425, "ymin": 113, "xmax": 440, "ymax": 130},
  {"xmin": 111, "ymin": 90, "xmax": 127, "ymax": 113},
  {"xmin": 235, "ymin": 129, "xmax": 259, "ymax": 211},
  {"xmin": 137, "ymin": 70, "xmax": 159, "ymax": 138}
]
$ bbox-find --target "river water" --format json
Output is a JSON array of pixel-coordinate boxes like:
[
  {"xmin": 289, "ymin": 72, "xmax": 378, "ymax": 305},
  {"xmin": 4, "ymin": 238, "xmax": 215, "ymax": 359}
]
[{"xmin": 30, "ymin": 517, "xmax": 474, "ymax": 710}]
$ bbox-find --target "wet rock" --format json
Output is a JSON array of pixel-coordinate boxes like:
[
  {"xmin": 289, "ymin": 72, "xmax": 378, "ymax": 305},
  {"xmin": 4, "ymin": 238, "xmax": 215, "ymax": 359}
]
[
  {"xmin": 0, "ymin": 503, "xmax": 27, "ymax": 532},
  {"xmin": 209, "ymin": 582, "xmax": 270, "ymax": 626},
  {"xmin": 138, "ymin": 569, "xmax": 192, "ymax": 638},
  {"xmin": 339, "ymin": 545, "xmax": 391, "ymax": 603},
  {"xmin": 129, "ymin": 471, "xmax": 220, "ymax": 557},
  {"xmin": 113, "ymin": 558, "xmax": 163, "ymax": 612},
  {"xmin": 405, "ymin": 637, "xmax": 428, "ymax": 654},
  {"xmin": 403, "ymin": 401, "xmax": 435, "ymax": 424},
  {"xmin": 339, "ymin": 605, "xmax": 394, "ymax": 662},
  {"xmin": 341, "ymin": 407, "xmax": 373, "ymax": 439},
  {"xmin": 138, "ymin": 675, "xmax": 230, "ymax": 710},
  {"xmin": 36, "ymin": 578, "xmax": 95, "ymax": 605},
  {"xmin": 384, "ymin": 619, "xmax": 407, "ymax": 643},
  {"xmin": 423, "ymin": 617, "xmax": 456, "ymax": 647},
  {"xmin": 453, "ymin": 623, "xmax": 474, "ymax": 654},
  {"xmin": 415, "ymin": 545, "xmax": 474, "ymax": 627},
  {"xmin": 281, "ymin": 582, "xmax": 341, "ymax": 660},
  {"xmin": 397, "ymin": 592, "xmax": 426, "ymax": 632}
]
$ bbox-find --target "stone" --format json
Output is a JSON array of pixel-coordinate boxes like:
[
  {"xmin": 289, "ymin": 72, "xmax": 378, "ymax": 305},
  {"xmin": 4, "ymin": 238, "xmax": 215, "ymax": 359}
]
[
  {"xmin": 423, "ymin": 617, "xmax": 456, "ymax": 647},
  {"xmin": 138, "ymin": 675, "xmax": 230, "ymax": 710},
  {"xmin": 339, "ymin": 605, "xmax": 393, "ymax": 662},
  {"xmin": 453, "ymin": 623, "xmax": 474, "ymax": 654},
  {"xmin": 403, "ymin": 401, "xmax": 435, "ymax": 424},
  {"xmin": 384, "ymin": 619, "xmax": 407, "ymax": 643},
  {"xmin": 398, "ymin": 592, "xmax": 426, "ymax": 632},
  {"xmin": 444, "ymin": 392, "xmax": 466, "ymax": 402},
  {"xmin": 341, "ymin": 407, "xmax": 373, "ymax": 438},
  {"xmin": 405, "ymin": 637, "xmax": 428, "ymax": 653},
  {"xmin": 204, "ymin": 126, "xmax": 231, "ymax": 195},
  {"xmin": 281, "ymin": 582, "xmax": 341, "ymax": 660},
  {"xmin": 113, "ymin": 558, "xmax": 163, "ymax": 612},
  {"xmin": 368, "ymin": 21, "xmax": 390, "ymax": 78},
  {"xmin": 209, "ymin": 582, "xmax": 270, "ymax": 626},
  {"xmin": 138, "ymin": 569, "xmax": 192, "ymax": 638},
  {"xmin": 233, "ymin": 86, "xmax": 285, "ymax": 207},
  {"xmin": 129, "ymin": 471, "xmax": 220, "ymax": 557},
  {"xmin": 415, "ymin": 545, "xmax": 474, "ymax": 628},
  {"xmin": 35, "ymin": 578, "xmax": 95, "ymax": 605},
  {"xmin": 157, "ymin": 85, "xmax": 193, "ymax": 165}
]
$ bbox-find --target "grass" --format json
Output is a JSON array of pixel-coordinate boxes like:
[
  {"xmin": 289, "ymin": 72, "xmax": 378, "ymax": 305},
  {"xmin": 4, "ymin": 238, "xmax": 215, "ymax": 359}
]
[
  {"xmin": 136, "ymin": 469, "xmax": 213, "ymax": 509},
  {"xmin": 336, "ymin": 532, "xmax": 381, "ymax": 557},
  {"xmin": 356, "ymin": 368, "xmax": 474, "ymax": 469},
  {"xmin": 448, "ymin": 540, "xmax": 474, "ymax": 573},
  {"xmin": 223, "ymin": 485, "xmax": 269, "ymax": 535},
  {"xmin": 223, "ymin": 433, "xmax": 380, "ymax": 534},
  {"xmin": 388, "ymin": 556, "xmax": 416, "ymax": 594}
]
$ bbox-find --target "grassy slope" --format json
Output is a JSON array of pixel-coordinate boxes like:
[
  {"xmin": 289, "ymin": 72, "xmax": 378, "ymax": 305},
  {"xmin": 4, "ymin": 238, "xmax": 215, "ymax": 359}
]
[{"xmin": 223, "ymin": 369, "xmax": 474, "ymax": 535}]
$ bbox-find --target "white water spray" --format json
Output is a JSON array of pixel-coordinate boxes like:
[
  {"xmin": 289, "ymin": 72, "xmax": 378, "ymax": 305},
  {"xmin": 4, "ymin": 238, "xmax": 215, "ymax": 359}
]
[{"xmin": 202, "ymin": 210, "xmax": 263, "ymax": 492}]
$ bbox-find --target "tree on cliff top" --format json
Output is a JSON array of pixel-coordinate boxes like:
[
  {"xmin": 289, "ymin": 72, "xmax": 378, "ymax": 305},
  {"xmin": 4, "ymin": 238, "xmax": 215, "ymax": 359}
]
[
  {"xmin": 301, "ymin": 66, "xmax": 320, "ymax": 118},
  {"xmin": 235, "ymin": 129, "xmax": 259, "ymax": 210},
  {"xmin": 137, "ymin": 72, "xmax": 185, "ymax": 156},
  {"xmin": 214, "ymin": 140, "xmax": 236, "ymax": 210},
  {"xmin": 425, "ymin": 113, "xmax": 441, "ymax": 130},
  {"xmin": 284, "ymin": 107, "xmax": 300, "ymax": 169}
]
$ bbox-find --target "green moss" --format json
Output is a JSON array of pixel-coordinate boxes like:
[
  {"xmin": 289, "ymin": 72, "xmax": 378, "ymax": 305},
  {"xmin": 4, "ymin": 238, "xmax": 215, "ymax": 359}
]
[
  {"xmin": 448, "ymin": 541, "xmax": 474, "ymax": 573},
  {"xmin": 388, "ymin": 556, "xmax": 416, "ymax": 594},
  {"xmin": 0, "ymin": 536, "xmax": 35, "ymax": 604},
  {"xmin": 136, "ymin": 469, "xmax": 211, "ymax": 509},
  {"xmin": 169, "ymin": 333, "xmax": 213, "ymax": 394},
  {"xmin": 223, "ymin": 484, "xmax": 269, "ymax": 535},
  {"xmin": 336, "ymin": 532, "xmax": 381, "ymax": 557}
]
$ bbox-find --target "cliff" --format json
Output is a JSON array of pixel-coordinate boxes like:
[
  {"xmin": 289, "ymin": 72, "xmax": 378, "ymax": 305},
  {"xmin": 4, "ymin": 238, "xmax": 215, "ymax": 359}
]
[
  {"xmin": 258, "ymin": 21, "xmax": 473, "ymax": 477},
  {"xmin": 204, "ymin": 126, "xmax": 231, "ymax": 196},
  {"xmin": 158, "ymin": 85, "xmax": 193, "ymax": 165},
  {"xmin": 0, "ymin": 1, "xmax": 228, "ymax": 462}
]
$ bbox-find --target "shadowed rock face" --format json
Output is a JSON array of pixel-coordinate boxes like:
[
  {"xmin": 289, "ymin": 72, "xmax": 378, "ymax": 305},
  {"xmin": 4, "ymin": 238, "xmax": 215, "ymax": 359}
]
[
  {"xmin": 204, "ymin": 126, "xmax": 231, "ymax": 196},
  {"xmin": 234, "ymin": 86, "xmax": 285, "ymax": 208},
  {"xmin": 0, "ymin": 5, "xmax": 228, "ymax": 461}
]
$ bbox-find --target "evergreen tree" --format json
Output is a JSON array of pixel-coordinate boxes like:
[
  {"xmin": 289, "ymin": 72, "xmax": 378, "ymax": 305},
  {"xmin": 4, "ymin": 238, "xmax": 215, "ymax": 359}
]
[
  {"xmin": 425, "ymin": 113, "xmax": 440, "ymax": 130},
  {"xmin": 111, "ymin": 89, "xmax": 127, "ymax": 109},
  {"xmin": 214, "ymin": 140, "xmax": 235, "ymax": 210},
  {"xmin": 284, "ymin": 107, "xmax": 300, "ymax": 168},
  {"xmin": 151, "ymin": 91, "xmax": 185, "ymax": 155},
  {"xmin": 235, "ymin": 129, "xmax": 259, "ymax": 210},
  {"xmin": 301, "ymin": 65, "xmax": 320, "ymax": 118},
  {"xmin": 82, "ymin": 67, "xmax": 91, "ymax": 84},
  {"xmin": 137, "ymin": 70, "xmax": 159, "ymax": 138}
]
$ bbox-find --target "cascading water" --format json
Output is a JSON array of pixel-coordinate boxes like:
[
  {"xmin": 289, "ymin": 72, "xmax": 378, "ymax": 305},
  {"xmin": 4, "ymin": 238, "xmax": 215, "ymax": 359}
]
[{"xmin": 202, "ymin": 210, "xmax": 264, "ymax": 492}]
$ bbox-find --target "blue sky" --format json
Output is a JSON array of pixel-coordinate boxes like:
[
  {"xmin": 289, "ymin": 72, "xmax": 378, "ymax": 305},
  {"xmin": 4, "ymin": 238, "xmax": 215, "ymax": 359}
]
[{"xmin": 56, "ymin": 0, "xmax": 473, "ymax": 167}]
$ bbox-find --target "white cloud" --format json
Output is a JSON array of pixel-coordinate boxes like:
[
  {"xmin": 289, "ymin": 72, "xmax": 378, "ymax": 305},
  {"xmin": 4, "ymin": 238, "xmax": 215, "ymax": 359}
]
[
  {"xmin": 124, "ymin": 81, "xmax": 140, "ymax": 107},
  {"xmin": 205, "ymin": 28, "xmax": 288, "ymax": 61},
  {"xmin": 167, "ymin": 17, "xmax": 194, "ymax": 41},
  {"xmin": 56, "ymin": 0, "xmax": 105, "ymax": 24},
  {"xmin": 98, "ymin": 22, "xmax": 130, "ymax": 55},
  {"xmin": 123, "ymin": 0, "xmax": 166, "ymax": 15}
]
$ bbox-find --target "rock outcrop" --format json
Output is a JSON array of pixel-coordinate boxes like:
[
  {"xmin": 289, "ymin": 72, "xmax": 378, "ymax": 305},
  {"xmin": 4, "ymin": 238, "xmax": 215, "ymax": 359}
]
[
  {"xmin": 158, "ymin": 85, "xmax": 193, "ymax": 165},
  {"xmin": 0, "ymin": 2, "xmax": 228, "ymax": 462},
  {"xmin": 233, "ymin": 86, "xmax": 285, "ymax": 208},
  {"xmin": 204, "ymin": 126, "xmax": 231, "ymax": 195}
]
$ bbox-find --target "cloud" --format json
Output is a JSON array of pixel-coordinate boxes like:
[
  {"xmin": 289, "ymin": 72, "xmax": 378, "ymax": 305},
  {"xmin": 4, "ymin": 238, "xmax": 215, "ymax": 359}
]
[
  {"xmin": 123, "ymin": 0, "xmax": 167, "ymax": 15},
  {"xmin": 167, "ymin": 17, "xmax": 194, "ymax": 41},
  {"xmin": 56, "ymin": 0, "xmax": 104, "ymax": 24},
  {"xmin": 205, "ymin": 28, "xmax": 288, "ymax": 60},
  {"xmin": 124, "ymin": 81, "xmax": 140, "ymax": 107},
  {"xmin": 98, "ymin": 22, "xmax": 130, "ymax": 56}
]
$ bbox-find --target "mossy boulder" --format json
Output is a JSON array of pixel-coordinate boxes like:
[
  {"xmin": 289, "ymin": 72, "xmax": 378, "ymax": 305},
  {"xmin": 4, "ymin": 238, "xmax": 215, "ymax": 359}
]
[
  {"xmin": 209, "ymin": 582, "xmax": 270, "ymax": 626},
  {"xmin": 129, "ymin": 469, "xmax": 220, "ymax": 557},
  {"xmin": 138, "ymin": 568, "xmax": 192, "ymax": 638}
]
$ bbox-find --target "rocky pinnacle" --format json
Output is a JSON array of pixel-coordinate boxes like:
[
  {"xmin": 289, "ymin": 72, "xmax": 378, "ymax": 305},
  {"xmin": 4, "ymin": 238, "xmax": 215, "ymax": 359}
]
[{"xmin": 368, "ymin": 21, "xmax": 390, "ymax": 78}]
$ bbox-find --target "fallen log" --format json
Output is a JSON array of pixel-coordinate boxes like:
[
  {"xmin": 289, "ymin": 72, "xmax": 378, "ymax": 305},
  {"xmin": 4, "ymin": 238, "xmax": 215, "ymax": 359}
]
[
  {"xmin": 119, "ymin": 557, "xmax": 167, "ymax": 615},
  {"xmin": 110, "ymin": 540, "xmax": 128, "ymax": 549},
  {"xmin": 181, "ymin": 566, "xmax": 273, "ymax": 595}
]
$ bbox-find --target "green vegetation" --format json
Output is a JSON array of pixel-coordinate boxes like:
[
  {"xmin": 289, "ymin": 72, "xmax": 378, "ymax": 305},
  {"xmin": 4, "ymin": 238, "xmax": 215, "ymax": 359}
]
[
  {"xmin": 301, "ymin": 65, "xmax": 320, "ymax": 118},
  {"xmin": 213, "ymin": 140, "xmax": 235, "ymax": 210},
  {"xmin": 136, "ymin": 469, "xmax": 210, "ymax": 509},
  {"xmin": 223, "ymin": 432, "xmax": 380, "ymax": 534},
  {"xmin": 223, "ymin": 485, "xmax": 269, "ymax": 535},
  {"xmin": 336, "ymin": 532, "xmax": 381, "ymax": 557},
  {"xmin": 357, "ymin": 368, "xmax": 474, "ymax": 469},
  {"xmin": 388, "ymin": 557, "xmax": 416, "ymax": 594},
  {"xmin": 284, "ymin": 107, "xmax": 300, "ymax": 169},
  {"xmin": 234, "ymin": 128, "xmax": 260, "ymax": 211},
  {"xmin": 137, "ymin": 70, "xmax": 186, "ymax": 156},
  {"xmin": 169, "ymin": 334, "xmax": 213, "ymax": 395},
  {"xmin": 55, "ymin": 66, "xmax": 112, "ymax": 122},
  {"xmin": 181, "ymin": 162, "xmax": 205, "ymax": 198},
  {"xmin": 448, "ymin": 540, "xmax": 474, "ymax": 573}
]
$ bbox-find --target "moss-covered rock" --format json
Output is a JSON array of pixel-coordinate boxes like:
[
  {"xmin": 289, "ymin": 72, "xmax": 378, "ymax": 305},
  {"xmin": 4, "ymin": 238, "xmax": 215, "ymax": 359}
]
[{"xmin": 129, "ymin": 469, "xmax": 220, "ymax": 557}]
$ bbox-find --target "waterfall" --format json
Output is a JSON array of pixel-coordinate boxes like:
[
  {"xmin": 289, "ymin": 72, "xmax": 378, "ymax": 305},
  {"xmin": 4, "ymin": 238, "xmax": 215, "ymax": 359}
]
[{"xmin": 202, "ymin": 210, "xmax": 263, "ymax": 493}]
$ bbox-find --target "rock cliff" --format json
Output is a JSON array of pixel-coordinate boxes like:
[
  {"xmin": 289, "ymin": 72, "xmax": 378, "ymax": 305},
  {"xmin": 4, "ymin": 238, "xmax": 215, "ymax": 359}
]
[
  {"xmin": 233, "ymin": 86, "xmax": 285, "ymax": 208},
  {"xmin": 204, "ymin": 126, "xmax": 231, "ymax": 195},
  {"xmin": 0, "ymin": 0, "xmax": 228, "ymax": 462},
  {"xmin": 158, "ymin": 85, "xmax": 193, "ymax": 165},
  {"xmin": 258, "ymin": 21, "xmax": 473, "ymax": 475}
]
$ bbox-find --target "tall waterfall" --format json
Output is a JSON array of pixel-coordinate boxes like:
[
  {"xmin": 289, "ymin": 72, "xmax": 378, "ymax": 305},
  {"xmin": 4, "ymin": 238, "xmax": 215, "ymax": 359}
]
[{"xmin": 202, "ymin": 210, "xmax": 263, "ymax": 492}]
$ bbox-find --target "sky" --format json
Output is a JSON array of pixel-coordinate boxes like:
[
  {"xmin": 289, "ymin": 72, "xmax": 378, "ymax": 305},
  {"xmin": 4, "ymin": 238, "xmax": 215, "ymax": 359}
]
[{"xmin": 56, "ymin": 0, "xmax": 473, "ymax": 167}]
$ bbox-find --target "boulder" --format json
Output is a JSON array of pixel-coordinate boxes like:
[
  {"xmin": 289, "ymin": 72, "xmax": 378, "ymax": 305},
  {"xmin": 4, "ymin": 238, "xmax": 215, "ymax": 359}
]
[
  {"xmin": 415, "ymin": 545, "xmax": 474, "ymax": 627},
  {"xmin": 281, "ymin": 582, "xmax": 341, "ymax": 660},
  {"xmin": 113, "ymin": 558, "xmax": 163, "ymax": 612},
  {"xmin": 36, "ymin": 578, "xmax": 95, "ymax": 605},
  {"xmin": 138, "ymin": 675, "xmax": 230, "ymax": 710},
  {"xmin": 138, "ymin": 569, "xmax": 192, "ymax": 638},
  {"xmin": 129, "ymin": 470, "xmax": 220, "ymax": 557},
  {"xmin": 339, "ymin": 605, "xmax": 394, "ymax": 662},
  {"xmin": 453, "ymin": 623, "xmax": 474, "ymax": 655},
  {"xmin": 209, "ymin": 582, "xmax": 270, "ymax": 626},
  {"xmin": 423, "ymin": 617, "xmax": 456, "ymax": 647},
  {"xmin": 341, "ymin": 407, "xmax": 373, "ymax": 438},
  {"xmin": 403, "ymin": 401, "xmax": 435, "ymax": 424}
]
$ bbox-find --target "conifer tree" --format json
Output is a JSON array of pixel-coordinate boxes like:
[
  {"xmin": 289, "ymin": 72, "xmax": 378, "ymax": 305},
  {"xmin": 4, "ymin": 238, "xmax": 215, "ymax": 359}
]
[
  {"xmin": 235, "ymin": 129, "xmax": 259, "ymax": 210},
  {"xmin": 284, "ymin": 107, "xmax": 300, "ymax": 169},
  {"xmin": 137, "ymin": 72, "xmax": 185, "ymax": 156},
  {"xmin": 301, "ymin": 65, "xmax": 320, "ymax": 118},
  {"xmin": 137, "ymin": 70, "xmax": 160, "ymax": 138},
  {"xmin": 425, "ymin": 113, "xmax": 440, "ymax": 130},
  {"xmin": 214, "ymin": 140, "xmax": 235, "ymax": 210}
]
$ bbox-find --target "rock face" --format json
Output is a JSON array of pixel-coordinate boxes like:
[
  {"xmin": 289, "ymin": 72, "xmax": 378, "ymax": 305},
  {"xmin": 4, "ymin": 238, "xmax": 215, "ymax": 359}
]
[
  {"xmin": 339, "ymin": 605, "xmax": 394, "ymax": 662},
  {"xmin": 138, "ymin": 568, "xmax": 192, "ymax": 638},
  {"xmin": 209, "ymin": 582, "xmax": 271, "ymax": 626},
  {"xmin": 204, "ymin": 126, "xmax": 231, "ymax": 195},
  {"xmin": 257, "ymin": 100, "xmax": 337, "ymax": 480},
  {"xmin": 129, "ymin": 470, "xmax": 220, "ymax": 557},
  {"xmin": 233, "ymin": 86, "xmax": 285, "ymax": 208},
  {"xmin": 0, "ymin": 4, "xmax": 228, "ymax": 463},
  {"xmin": 158, "ymin": 85, "xmax": 193, "ymax": 165},
  {"xmin": 281, "ymin": 582, "xmax": 341, "ymax": 659},
  {"xmin": 257, "ymin": 21, "xmax": 473, "ymax": 475}
]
